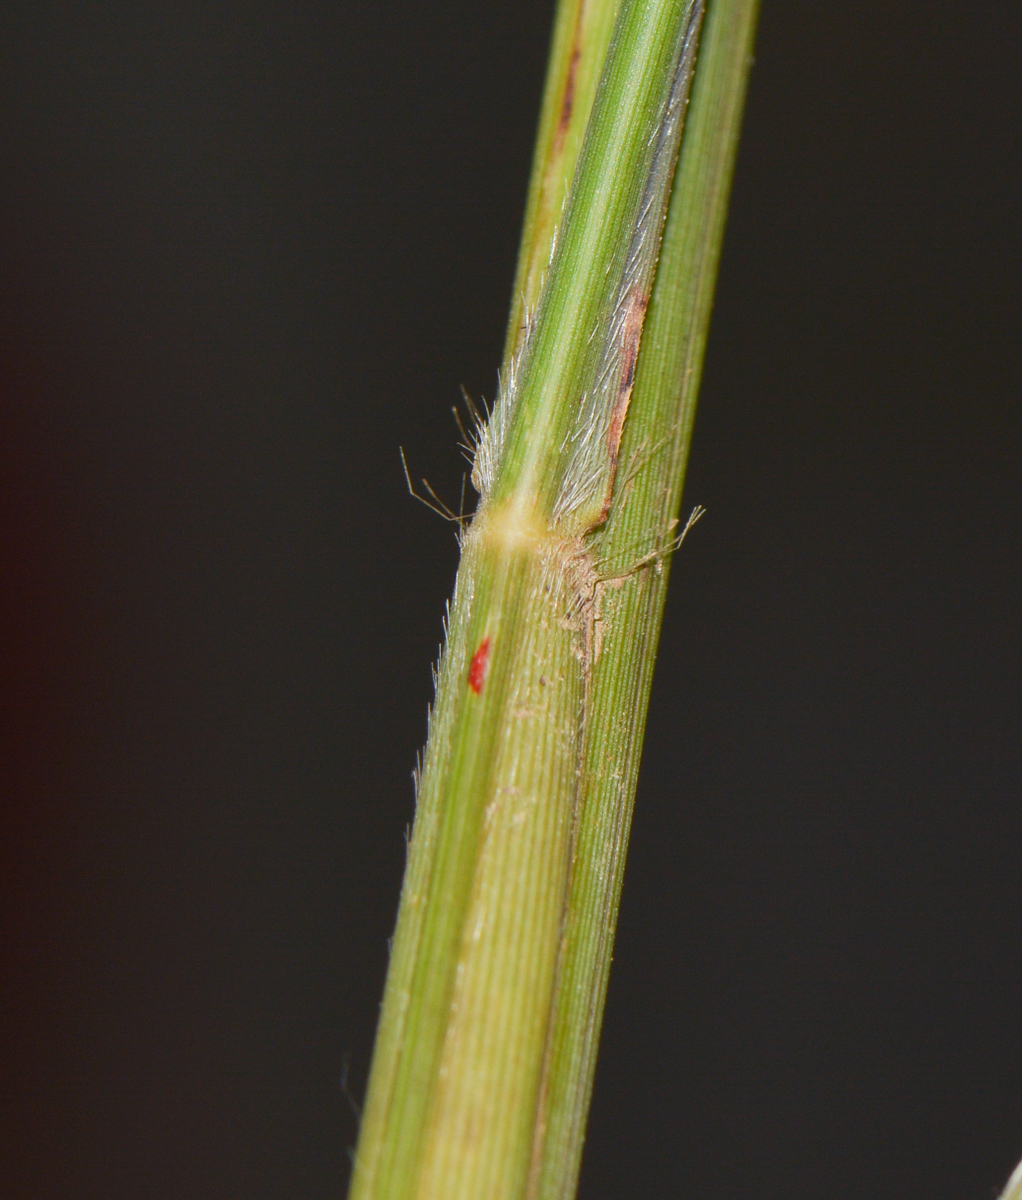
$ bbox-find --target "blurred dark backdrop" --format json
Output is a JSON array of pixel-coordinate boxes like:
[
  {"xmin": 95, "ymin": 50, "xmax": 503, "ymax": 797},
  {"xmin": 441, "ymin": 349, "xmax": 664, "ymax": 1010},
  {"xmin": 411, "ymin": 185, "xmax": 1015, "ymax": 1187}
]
[{"xmin": 1, "ymin": 1, "xmax": 1019, "ymax": 1197}]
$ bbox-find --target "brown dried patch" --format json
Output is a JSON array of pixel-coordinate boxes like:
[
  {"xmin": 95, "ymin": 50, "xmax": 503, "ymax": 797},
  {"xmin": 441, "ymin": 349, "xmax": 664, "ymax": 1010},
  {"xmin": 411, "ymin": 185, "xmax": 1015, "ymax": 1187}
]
[{"xmin": 597, "ymin": 288, "xmax": 650, "ymax": 524}]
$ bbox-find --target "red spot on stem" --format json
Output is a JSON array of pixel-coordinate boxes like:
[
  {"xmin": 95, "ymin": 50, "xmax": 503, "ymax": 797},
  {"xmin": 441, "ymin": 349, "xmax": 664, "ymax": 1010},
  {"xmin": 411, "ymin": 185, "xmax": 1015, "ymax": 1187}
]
[{"xmin": 468, "ymin": 636, "xmax": 491, "ymax": 694}]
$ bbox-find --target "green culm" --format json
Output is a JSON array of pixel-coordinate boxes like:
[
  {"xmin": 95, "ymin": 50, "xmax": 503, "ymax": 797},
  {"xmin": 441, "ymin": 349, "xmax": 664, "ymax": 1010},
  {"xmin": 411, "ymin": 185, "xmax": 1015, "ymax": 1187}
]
[{"xmin": 349, "ymin": 1, "xmax": 759, "ymax": 1197}]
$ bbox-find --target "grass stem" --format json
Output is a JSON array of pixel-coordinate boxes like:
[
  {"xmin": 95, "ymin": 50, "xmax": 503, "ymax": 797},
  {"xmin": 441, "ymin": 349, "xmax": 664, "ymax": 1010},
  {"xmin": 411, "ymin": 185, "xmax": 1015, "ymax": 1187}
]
[{"xmin": 349, "ymin": 2, "xmax": 758, "ymax": 1196}]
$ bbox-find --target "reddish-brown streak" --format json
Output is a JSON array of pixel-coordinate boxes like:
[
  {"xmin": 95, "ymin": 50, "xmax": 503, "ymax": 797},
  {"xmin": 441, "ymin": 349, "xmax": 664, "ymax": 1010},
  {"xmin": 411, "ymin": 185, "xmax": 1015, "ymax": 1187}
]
[
  {"xmin": 596, "ymin": 289, "xmax": 650, "ymax": 524},
  {"xmin": 555, "ymin": 46, "xmax": 581, "ymax": 150},
  {"xmin": 468, "ymin": 636, "xmax": 491, "ymax": 694},
  {"xmin": 553, "ymin": 0, "xmax": 588, "ymax": 155}
]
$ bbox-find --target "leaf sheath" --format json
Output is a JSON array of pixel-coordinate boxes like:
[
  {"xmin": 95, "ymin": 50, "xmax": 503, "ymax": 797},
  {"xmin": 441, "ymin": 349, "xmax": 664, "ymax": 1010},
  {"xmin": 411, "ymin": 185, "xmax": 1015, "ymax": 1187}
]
[{"xmin": 349, "ymin": 0, "xmax": 759, "ymax": 1196}]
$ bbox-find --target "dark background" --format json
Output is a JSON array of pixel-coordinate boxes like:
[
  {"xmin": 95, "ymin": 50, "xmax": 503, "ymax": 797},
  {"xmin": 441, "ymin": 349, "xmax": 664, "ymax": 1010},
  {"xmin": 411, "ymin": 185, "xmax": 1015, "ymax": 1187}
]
[{"xmin": 1, "ymin": 0, "xmax": 1019, "ymax": 1196}]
